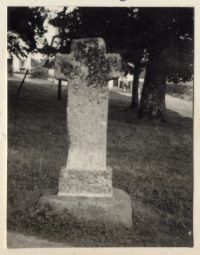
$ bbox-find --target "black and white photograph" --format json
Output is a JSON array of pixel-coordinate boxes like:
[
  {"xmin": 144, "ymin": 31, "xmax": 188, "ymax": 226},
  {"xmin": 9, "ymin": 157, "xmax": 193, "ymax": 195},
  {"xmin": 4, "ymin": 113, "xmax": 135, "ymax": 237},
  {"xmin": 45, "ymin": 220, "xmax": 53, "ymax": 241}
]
[{"xmin": 1, "ymin": 1, "xmax": 198, "ymax": 251}]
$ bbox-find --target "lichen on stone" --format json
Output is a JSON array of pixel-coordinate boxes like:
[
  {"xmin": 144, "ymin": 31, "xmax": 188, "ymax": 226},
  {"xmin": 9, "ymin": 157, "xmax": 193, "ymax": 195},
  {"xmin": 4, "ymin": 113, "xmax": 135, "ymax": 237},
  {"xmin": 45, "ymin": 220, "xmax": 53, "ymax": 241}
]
[{"xmin": 55, "ymin": 38, "xmax": 122, "ymax": 88}]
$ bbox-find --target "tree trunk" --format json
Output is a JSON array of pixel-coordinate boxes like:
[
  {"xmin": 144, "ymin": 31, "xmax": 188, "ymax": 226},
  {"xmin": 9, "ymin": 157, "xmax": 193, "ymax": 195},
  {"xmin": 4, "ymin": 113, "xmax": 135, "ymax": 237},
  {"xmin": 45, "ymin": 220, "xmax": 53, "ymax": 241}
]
[
  {"xmin": 138, "ymin": 51, "xmax": 167, "ymax": 119},
  {"xmin": 16, "ymin": 69, "xmax": 29, "ymax": 97},
  {"xmin": 57, "ymin": 79, "xmax": 62, "ymax": 100},
  {"xmin": 131, "ymin": 65, "xmax": 141, "ymax": 109}
]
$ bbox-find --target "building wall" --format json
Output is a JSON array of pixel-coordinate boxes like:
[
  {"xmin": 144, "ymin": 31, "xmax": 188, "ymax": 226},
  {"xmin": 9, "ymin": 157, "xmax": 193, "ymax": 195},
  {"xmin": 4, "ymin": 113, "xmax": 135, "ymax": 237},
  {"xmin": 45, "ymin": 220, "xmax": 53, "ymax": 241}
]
[
  {"xmin": 12, "ymin": 56, "xmax": 20, "ymax": 72},
  {"xmin": 11, "ymin": 54, "xmax": 39, "ymax": 73}
]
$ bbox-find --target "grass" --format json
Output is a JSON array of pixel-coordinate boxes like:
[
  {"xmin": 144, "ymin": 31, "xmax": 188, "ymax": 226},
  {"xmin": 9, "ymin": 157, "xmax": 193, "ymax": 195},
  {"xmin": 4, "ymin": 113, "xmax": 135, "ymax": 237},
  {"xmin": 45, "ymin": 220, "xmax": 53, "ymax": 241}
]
[{"xmin": 7, "ymin": 78, "xmax": 193, "ymax": 247}]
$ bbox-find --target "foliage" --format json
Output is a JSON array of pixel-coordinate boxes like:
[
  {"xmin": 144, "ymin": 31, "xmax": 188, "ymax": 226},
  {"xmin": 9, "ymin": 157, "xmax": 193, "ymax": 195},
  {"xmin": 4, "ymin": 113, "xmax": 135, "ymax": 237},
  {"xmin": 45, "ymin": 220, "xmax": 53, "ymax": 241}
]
[
  {"xmin": 30, "ymin": 66, "xmax": 48, "ymax": 79},
  {"xmin": 8, "ymin": 7, "xmax": 47, "ymax": 58},
  {"xmin": 47, "ymin": 7, "xmax": 193, "ymax": 116},
  {"xmin": 135, "ymin": 8, "xmax": 194, "ymax": 83},
  {"xmin": 62, "ymin": 7, "xmax": 193, "ymax": 83}
]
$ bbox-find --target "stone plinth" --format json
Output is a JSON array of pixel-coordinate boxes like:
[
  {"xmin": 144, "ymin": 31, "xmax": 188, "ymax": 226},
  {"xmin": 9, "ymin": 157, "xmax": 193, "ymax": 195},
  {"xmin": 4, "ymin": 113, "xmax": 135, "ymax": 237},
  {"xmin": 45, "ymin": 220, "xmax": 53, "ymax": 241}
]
[{"xmin": 39, "ymin": 188, "xmax": 132, "ymax": 228}]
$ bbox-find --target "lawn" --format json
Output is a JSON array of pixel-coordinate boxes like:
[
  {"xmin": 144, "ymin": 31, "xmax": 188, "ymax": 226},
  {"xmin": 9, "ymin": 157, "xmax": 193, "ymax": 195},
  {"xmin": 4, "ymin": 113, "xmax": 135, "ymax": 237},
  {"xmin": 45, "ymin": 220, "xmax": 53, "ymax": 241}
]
[{"xmin": 7, "ymin": 78, "xmax": 193, "ymax": 247}]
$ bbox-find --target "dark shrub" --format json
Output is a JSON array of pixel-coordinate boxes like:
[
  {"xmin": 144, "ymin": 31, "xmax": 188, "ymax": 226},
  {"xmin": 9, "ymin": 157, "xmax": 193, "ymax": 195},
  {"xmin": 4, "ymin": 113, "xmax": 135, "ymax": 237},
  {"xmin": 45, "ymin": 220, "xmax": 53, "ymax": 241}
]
[{"xmin": 30, "ymin": 66, "xmax": 48, "ymax": 79}]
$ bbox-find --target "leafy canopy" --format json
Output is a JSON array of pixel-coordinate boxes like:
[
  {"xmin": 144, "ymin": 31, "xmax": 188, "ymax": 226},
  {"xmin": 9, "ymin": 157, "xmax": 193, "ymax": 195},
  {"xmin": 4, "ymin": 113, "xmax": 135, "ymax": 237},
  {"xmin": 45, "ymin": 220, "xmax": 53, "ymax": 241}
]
[
  {"xmin": 58, "ymin": 7, "xmax": 193, "ymax": 82},
  {"xmin": 8, "ymin": 7, "xmax": 47, "ymax": 58}
]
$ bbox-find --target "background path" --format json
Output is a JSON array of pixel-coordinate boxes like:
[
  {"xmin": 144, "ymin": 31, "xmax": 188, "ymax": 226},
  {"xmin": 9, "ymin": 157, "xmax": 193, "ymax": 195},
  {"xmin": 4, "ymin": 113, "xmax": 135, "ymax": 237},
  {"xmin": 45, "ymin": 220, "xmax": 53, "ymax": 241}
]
[
  {"xmin": 165, "ymin": 95, "xmax": 193, "ymax": 118},
  {"xmin": 117, "ymin": 91, "xmax": 193, "ymax": 118}
]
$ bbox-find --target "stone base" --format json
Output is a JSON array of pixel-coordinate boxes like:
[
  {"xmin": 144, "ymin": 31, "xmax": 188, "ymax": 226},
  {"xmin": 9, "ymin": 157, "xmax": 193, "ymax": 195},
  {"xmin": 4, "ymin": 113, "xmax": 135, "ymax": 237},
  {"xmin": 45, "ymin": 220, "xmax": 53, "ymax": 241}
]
[
  {"xmin": 58, "ymin": 167, "xmax": 112, "ymax": 197},
  {"xmin": 38, "ymin": 188, "xmax": 132, "ymax": 229}
]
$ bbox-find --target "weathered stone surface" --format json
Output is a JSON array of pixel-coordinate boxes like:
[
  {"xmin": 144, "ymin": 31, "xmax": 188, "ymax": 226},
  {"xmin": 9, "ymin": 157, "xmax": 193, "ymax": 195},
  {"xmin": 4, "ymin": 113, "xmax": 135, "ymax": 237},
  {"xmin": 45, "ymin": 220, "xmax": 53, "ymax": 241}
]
[
  {"xmin": 38, "ymin": 188, "xmax": 133, "ymax": 228},
  {"xmin": 54, "ymin": 38, "xmax": 122, "ymax": 196},
  {"xmin": 58, "ymin": 167, "xmax": 112, "ymax": 196},
  {"xmin": 55, "ymin": 38, "xmax": 121, "ymax": 83}
]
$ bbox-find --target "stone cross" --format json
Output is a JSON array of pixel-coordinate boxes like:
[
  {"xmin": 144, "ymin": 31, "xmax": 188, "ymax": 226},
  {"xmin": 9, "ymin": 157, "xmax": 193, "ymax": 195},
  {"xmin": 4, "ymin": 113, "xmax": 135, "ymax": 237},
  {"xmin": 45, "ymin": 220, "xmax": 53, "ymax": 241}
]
[
  {"xmin": 55, "ymin": 38, "xmax": 121, "ymax": 197},
  {"xmin": 39, "ymin": 38, "xmax": 132, "ymax": 228}
]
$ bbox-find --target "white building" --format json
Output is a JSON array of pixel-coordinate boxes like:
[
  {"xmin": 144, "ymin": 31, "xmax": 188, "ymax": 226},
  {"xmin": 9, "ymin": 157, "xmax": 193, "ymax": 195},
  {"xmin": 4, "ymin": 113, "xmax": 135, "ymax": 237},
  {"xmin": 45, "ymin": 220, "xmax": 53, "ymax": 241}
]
[
  {"xmin": 12, "ymin": 55, "xmax": 32, "ymax": 73},
  {"xmin": 8, "ymin": 52, "xmax": 47, "ymax": 76}
]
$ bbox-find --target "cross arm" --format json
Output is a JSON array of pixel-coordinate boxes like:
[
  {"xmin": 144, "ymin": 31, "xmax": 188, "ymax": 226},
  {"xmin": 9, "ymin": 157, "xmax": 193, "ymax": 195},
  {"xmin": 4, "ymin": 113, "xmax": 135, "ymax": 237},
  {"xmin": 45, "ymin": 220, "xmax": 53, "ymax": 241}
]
[{"xmin": 54, "ymin": 53, "xmax": 83, "ymax": 81}]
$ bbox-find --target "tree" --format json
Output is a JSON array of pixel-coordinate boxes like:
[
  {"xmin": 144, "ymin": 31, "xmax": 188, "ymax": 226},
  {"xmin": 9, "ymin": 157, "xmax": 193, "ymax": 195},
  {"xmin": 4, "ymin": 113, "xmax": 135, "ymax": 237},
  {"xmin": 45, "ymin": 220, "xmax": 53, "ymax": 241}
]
[
  {"xmin": 122, "ymin": 51, "xmax": 146, "ymax": 109},
  {"xmin": 8, "ymin": 7, "xmax": 47, "ymax": 58},
  {"xmin": 43, "ymin": 7, "xmax": 73, "ymax": 100},
  {"xmin": 59, "ymin": 7, "xmax": 145, "ymax": 107},
  {"xmin": 53, "ymin": 7, "xmax": 194, "ymax": 118},
  {"xmin": 137, "ymin": 8, "xmax": 194, "ymax": 119}
]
